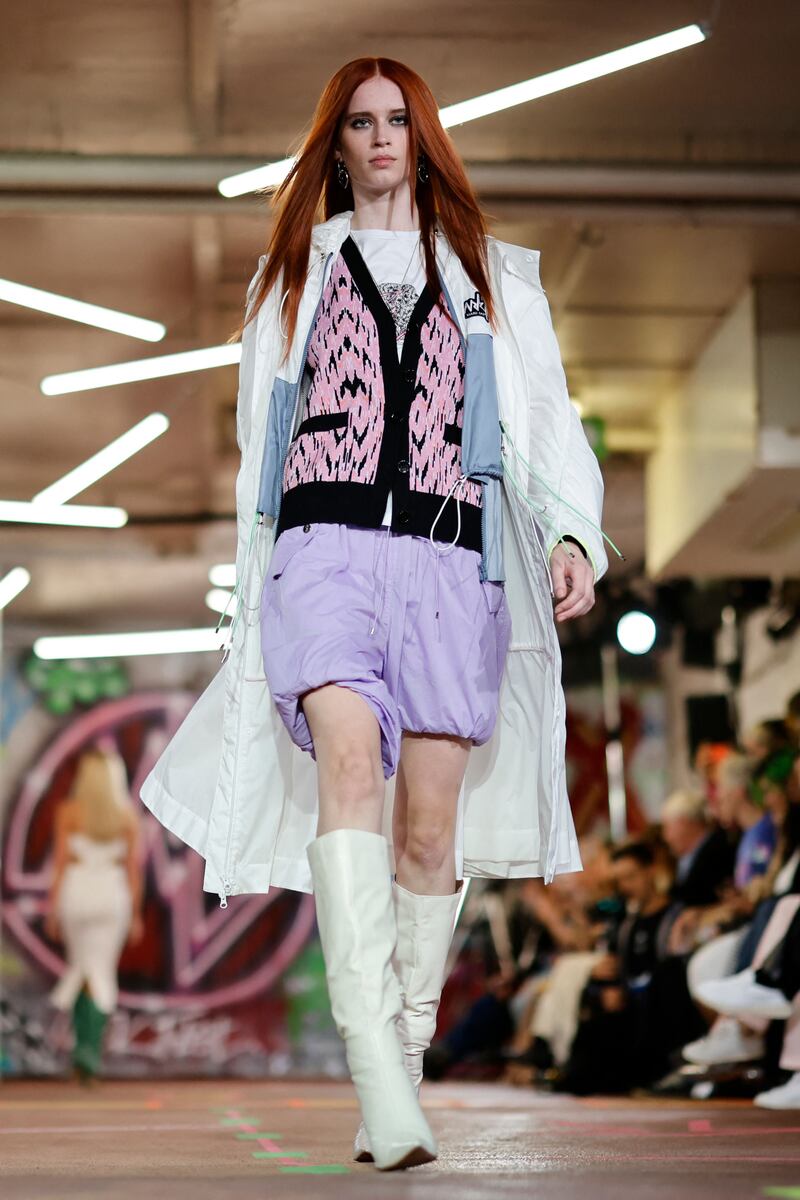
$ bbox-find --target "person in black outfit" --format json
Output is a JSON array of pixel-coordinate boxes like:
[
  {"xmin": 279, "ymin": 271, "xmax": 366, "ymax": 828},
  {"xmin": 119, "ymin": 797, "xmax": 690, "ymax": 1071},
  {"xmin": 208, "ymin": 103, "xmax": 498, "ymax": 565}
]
[{"xmin": 558, "ymin": 842, "xmax": 699, "ymax": 1094}]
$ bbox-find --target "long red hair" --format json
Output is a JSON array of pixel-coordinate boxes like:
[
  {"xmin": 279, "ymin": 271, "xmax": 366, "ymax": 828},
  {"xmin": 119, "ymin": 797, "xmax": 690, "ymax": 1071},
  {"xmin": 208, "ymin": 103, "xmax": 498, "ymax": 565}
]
[{"xmin": 230, "ymin": 57, "xmax": 497, "ymax": 356}]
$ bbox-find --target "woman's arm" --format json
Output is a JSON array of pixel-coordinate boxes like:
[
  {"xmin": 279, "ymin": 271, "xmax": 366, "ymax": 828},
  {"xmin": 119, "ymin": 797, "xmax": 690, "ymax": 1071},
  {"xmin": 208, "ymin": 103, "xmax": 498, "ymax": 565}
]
[{"xmin": 45, "ymin": 804, "xmax": 71, "ymax": 939}]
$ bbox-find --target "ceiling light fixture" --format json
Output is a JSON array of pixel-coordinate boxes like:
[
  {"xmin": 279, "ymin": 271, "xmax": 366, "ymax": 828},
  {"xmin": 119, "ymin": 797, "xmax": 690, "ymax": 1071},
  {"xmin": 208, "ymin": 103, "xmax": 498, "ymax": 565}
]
[
  {"xmin": 32, "ymin": 413, "xmax": 170, "ymax": 505},
  {"xmin": 205, "ymin": 587, "xmax": 235, "ymax": 615},
  {"xmin": 218, "ymin": 24, "xmax": 706, "ymax": 197},
  {"xmin": 0, "ymin": 278, "xmax": 166, "ymax": 341},
  {"xmin": 0, "ymin": 567, "xmax": 31, "ymax": 610},
  {"xmin": 40, "ymin": 344, "xmax": 241, "ymax": 396},
  {"xmin": 33, "ymin": 627, "xmax": 228, "ymax": 660},
  {"xmin": 208, "ymin": 563, "xmax": 236, "ymax": 588},
  {"xmin": 0, "ymin": 500, "xmax": 128, "ymax": 528}
]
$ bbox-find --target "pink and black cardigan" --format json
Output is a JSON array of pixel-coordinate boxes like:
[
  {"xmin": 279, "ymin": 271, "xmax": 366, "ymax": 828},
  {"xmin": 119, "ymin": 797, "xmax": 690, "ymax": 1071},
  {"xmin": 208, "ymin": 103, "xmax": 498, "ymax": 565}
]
[{"xmin": 274, "ymin": 236, "xmax": 484, "ymax": 552}]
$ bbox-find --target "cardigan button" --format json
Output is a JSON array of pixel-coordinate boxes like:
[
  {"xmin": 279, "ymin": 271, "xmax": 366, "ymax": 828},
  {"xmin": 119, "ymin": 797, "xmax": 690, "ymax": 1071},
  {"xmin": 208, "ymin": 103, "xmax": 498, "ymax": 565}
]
[
  {"xmin": 390, "ymin": 408, "xmax": 403, "ymax": 420},
  {"xmin": 397, "ymin": 510, "xmax": 410, "ymax": 525},
  {"xmin": 397, "ymin": 458, "xmax": 409, "ymax": 474},
  {"xmin": 403, "ymin": 367, "xmax": 415, "ymax": 384}
]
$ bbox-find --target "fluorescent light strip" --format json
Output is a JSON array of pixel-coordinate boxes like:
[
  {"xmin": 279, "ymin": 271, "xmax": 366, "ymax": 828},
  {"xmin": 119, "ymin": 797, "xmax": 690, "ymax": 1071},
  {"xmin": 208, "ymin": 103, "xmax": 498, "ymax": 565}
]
[
  {"xmin": 218, "ymin": 156, "xmax": 295, "ymax": 198},
  {"xmin": 32, "ymin": 413, "xmax": 170, "ymax": 506},
  {"xmin": 40, "ymin": 344, "xmax": 241, "ymax": 396},
  {"xmin": 0, "ymin": 500, "xmax": 128, "ymax": 528},
  {"xmin": 0, "ymin": 567, "xmax": 31, "ymax": 610},
  {"xmin": 0, "ymin": 278, "xmax": 166, "ymax": 341},
  {"xmin": 34, "ymin": 628, "xmax": 227, "ymax": 659},
  {"xmin": 438, "ymin": 25, "xmax": 705, "ymax": 126},
  {"xmin": 218, "ymin": 24, "xmax": 706, "ymax": 197},
  {"xmin": 209, "ymin": 563, "xmax": 236, "ymax": 588},
  {"xmin": 206, "ymin": 587, "xmax": 235, "ymax": 615}
]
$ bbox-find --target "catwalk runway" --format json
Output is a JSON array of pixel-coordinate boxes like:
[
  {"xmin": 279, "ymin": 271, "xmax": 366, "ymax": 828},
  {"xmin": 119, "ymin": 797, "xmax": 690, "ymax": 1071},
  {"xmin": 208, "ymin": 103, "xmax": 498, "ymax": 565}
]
[{"xmin": 2, "ymin": 1079, "xmax": 799, "ymax": 1198}]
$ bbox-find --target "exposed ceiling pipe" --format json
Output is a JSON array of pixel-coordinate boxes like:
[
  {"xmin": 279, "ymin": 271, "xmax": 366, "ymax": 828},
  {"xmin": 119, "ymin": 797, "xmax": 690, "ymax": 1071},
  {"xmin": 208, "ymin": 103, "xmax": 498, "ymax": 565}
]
[{"xmin": 0, "ymin": 154, "xmax": 798, "ymax": 222}]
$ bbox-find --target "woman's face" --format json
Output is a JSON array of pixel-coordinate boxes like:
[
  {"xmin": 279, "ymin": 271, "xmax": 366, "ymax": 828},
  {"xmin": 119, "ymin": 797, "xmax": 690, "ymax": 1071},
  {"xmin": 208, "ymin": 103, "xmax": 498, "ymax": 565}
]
[{"xmin": 336, "ymin": 75, "xmax": 411, "ymax": 200}]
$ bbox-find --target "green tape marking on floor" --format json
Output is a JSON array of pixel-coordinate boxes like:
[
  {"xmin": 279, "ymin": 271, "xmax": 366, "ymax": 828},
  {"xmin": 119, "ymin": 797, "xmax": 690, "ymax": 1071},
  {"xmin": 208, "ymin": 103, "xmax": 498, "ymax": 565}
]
[
  {"xmin": 763, "ymin": 1190, "xmax": 800, "ymax": 1199},
  {"xmin": 235, "ymin": 1132, "xmax": 283, "ymax": 1139},
  {"xmin": 220, "ymin": 1115, "xmax": 261, "ymax": 1125},
  {"xmin": 252, "ymin": 1150, "xmax": 308, "ymax": 1159},
  {"xmin": 279, "ymin": 1164, "xmax": 351, "ymax": 1174}
]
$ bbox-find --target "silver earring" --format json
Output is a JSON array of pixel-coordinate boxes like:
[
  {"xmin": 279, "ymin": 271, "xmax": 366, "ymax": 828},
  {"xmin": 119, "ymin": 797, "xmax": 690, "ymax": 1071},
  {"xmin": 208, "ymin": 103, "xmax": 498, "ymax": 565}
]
[
  {"xmin": 417, "ymin": 153, "xmax": 429, "ymax": 183},
  {"xmin": 336, "ymin": 158, "xmax": 350, "ymax": 189}
]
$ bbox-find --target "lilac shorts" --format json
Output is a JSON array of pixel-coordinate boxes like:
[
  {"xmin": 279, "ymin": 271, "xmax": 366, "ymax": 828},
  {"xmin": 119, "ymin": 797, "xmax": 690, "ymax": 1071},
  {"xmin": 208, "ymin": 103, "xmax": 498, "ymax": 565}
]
[{"xmin": 259, "ymin": 522, "xmax": 512, "ymax": 779}]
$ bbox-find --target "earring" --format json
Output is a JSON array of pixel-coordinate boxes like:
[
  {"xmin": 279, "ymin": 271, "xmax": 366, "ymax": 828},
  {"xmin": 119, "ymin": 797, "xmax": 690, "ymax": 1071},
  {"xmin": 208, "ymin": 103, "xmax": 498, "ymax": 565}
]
[
  {"xmin": 336, "ymin": 158, "xmax": 350, "ymax": 189},
  {"xmin": 417, "ymin": 152, "xmax": 429, "ymax": 183}
]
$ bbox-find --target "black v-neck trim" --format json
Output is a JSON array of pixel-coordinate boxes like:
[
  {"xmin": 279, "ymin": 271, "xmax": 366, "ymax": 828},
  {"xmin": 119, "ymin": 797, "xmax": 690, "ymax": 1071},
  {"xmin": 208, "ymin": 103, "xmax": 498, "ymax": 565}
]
[
  {"xmin": 340, "ymin": 234, "xmax": 435, "ymax": 367},
  {"xmin": 273, "ymin": 231, "xmax": 484, "ymax": 557}
]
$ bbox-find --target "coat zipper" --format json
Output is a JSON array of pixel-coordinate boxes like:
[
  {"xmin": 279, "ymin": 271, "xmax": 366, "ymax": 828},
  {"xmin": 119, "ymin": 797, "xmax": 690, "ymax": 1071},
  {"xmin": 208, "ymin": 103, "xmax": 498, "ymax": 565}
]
[{"xmin": 218, "ymin": 247, "xmax": 333, "ymax": 908}]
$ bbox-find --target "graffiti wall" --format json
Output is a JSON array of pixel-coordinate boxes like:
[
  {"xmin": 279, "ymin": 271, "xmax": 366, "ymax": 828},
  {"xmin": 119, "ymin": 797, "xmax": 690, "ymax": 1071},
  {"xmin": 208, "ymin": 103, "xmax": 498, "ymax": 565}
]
[{"xmin": 0, "ymin": 650, "xmax": 341, "ymax": 1079}]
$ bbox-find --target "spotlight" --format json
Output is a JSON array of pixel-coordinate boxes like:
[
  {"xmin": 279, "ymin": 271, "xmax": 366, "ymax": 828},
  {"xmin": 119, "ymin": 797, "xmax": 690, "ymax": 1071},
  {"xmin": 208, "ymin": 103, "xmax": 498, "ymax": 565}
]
[{"xmin": 616, "ymin": 610, "xmax": 657, "ymax": 655}]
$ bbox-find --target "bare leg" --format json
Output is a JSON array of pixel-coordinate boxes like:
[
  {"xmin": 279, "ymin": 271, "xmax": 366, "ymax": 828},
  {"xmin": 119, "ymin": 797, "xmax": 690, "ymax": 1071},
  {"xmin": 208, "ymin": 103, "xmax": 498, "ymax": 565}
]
[
  {"xmin": 301, "ymin": 684, "xmax": 386, "ymax": 836},
  {"xmin": 392, "ymin": 731, "xmax": 471, "ymax": 895}
]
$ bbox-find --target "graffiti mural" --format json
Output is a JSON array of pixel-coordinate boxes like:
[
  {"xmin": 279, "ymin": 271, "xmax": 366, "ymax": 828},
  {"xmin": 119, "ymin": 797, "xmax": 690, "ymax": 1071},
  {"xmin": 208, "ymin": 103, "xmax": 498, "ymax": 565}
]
[{"xmin": 1, "ymin": 662, "xmax": 337, "ymax": 1078}]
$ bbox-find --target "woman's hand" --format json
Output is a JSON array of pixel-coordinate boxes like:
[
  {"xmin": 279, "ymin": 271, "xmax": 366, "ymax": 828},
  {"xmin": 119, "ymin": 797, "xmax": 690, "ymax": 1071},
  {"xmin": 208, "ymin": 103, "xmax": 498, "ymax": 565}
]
[{"xmin": 550, "ymin": 543, "xmax": 595, "ymax": 622}]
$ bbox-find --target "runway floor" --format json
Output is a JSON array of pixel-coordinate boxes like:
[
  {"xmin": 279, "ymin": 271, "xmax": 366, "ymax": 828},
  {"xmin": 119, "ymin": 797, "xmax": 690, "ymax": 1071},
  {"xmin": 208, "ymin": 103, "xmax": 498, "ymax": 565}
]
[{"xmin": 2, "ymin": 1077, "xmax": 799, "ymax": 1199}]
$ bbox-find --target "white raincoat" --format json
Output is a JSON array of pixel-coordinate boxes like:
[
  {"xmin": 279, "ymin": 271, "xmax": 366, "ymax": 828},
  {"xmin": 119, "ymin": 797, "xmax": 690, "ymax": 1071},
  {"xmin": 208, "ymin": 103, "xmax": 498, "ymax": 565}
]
[{"xmin": 140, "ymin": 210, "xmax": 609, "ymax": 907}]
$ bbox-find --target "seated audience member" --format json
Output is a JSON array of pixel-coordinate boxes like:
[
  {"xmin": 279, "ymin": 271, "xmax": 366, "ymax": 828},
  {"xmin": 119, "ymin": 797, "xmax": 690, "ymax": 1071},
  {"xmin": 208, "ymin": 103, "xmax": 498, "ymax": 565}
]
[
  {"xmin": 684, "ymin": 768, "xmax": 800, "ymax": 1075},
  {"xmin": 785, "ymin": 691, "xmax": 800, "ymax": 751},
  {"xmin": 743, "ymin": 719, "xmax": 792, "ymax": 767},
  {"xmin": 430, "ymin": 840, "xmax": 620, "ymax": 1082},
  {"xmin": 693, "ymin": 891, "xmax": 800, "ymax": 1109},
  {"xmin": 558, "ymin": 841, "xmax": 699, "ymax": 1094},
  {"xmin": 502, "ymin": 840, "xmax": 624, "ymax": 1080},
  {"xmin": 717, "ymin": 753, "xmax": 777, "ymax": 889},
  {"xmin": 694, "ymin": 741, "xmax": 734, "ymax": 824},
  {"xmin": 659, "ymin": 789, "xmax": 736, "ymax": 955}
]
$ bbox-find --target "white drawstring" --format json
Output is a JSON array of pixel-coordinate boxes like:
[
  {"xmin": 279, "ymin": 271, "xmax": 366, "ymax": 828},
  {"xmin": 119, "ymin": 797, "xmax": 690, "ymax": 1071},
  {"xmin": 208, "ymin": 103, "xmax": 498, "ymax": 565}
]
[
  {"xmin": 278, "ymin": 288, "xmax": 290, "ymax": 340},
  {"xmin": 428, "ymin": 474, "xmax": 470, "ymax": 641},
  {"xmin": 368, "ymin": 521, "xmax": 392, "ymax": 636}
]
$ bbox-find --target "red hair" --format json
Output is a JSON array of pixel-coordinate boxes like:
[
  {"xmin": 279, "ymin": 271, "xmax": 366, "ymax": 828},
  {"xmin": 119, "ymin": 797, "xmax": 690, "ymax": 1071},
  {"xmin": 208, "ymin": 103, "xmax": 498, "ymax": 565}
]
[{"xmin": 230, "ymin": 57, "xmax": 497, "ymax": 357}]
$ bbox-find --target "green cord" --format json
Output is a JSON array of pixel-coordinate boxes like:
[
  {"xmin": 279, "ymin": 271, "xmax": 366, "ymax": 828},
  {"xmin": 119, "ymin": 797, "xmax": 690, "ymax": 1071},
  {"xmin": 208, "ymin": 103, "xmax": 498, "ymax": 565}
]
[{"xmin": 499, "ymin": 419, "xmax": 625, "ymax": 560}]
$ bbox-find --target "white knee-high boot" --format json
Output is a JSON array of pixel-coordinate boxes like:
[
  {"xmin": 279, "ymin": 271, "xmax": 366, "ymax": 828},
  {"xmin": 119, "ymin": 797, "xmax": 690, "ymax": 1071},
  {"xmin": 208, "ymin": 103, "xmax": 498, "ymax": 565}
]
[
  {"xmin": 306, "ymin": 829, "xmax": 437, "ymax": 1170},
  {"xmin": 353, "ymin": 878, "xmax": 462, "ymax": 1162}
]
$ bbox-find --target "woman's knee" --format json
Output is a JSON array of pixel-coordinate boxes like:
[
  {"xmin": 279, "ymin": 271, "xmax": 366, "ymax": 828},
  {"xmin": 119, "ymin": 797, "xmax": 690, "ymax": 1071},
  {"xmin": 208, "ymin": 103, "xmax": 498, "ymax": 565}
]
[
  {"xmin": 324, "ymin": 743, "xmax": 383, "ymax": 802},
  {"xmin": 402, "ymin": 816, "xmax": 456, "ymax": 872}
]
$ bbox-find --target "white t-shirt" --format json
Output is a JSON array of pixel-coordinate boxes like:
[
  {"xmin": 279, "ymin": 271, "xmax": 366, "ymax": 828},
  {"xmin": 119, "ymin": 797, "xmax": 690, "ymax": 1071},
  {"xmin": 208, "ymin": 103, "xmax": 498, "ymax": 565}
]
[{"xmin": 349, "ymin": 228, "xmax": 425, "ymax": 527}]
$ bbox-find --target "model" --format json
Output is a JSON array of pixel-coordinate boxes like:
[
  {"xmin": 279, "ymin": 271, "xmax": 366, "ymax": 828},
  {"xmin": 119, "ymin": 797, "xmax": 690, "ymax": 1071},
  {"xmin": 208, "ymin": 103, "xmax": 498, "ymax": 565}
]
[
  {"xmin": 47, "ymin": 747, "xmax": 143, "ymax": 1082},
  {"xmin": 141, "ymin": 55, "xmax": 614, "ymax": 1170}
]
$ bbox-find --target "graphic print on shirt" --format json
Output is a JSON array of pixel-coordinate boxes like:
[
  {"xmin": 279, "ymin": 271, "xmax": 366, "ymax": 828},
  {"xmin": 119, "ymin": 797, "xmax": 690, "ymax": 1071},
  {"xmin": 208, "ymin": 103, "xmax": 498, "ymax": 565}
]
[{"xmin": 281, "ymin": 248, "xmax": 482, "ymax": 509}]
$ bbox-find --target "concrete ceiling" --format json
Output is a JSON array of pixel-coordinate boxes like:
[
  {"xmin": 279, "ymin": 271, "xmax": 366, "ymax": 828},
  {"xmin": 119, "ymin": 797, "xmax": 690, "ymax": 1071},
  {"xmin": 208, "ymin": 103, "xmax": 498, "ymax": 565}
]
[{"xmin": 1, "ymin": 0, "xmax": 799, "ymax": 639}]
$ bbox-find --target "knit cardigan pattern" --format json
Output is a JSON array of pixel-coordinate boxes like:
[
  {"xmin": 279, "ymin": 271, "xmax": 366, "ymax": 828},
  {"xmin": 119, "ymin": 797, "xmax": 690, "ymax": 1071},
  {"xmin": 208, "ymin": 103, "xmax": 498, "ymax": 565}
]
[{"xmin": 275, "ymin": 235, "xmax": 483, "ymax": 551}]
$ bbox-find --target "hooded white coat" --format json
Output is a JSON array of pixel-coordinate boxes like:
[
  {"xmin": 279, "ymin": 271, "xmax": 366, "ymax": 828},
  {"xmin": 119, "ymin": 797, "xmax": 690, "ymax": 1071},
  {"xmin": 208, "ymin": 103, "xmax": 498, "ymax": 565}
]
[{"xmin": 139, "ymin": 211, "xmax": 609, "ymax": 907}]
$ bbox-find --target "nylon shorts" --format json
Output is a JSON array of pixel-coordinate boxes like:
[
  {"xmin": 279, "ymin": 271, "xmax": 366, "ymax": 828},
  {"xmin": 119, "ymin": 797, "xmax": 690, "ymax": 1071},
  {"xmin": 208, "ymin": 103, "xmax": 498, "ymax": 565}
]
[{"xmin": 259, "ymin": 521, "xmax": 512, "ymax": 779}]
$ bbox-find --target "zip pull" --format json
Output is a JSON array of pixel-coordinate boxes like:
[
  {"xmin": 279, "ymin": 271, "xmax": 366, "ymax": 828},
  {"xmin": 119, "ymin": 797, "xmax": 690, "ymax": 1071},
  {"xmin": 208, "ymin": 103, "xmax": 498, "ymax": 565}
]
[{"xmin": 218, "ymin": 877, "xmax": 233, "ymax": 909}]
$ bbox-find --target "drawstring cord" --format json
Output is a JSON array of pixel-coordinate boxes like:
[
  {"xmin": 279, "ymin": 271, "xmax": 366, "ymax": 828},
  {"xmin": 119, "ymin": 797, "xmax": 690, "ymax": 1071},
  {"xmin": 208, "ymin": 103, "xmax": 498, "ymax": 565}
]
[
  {"xmin": 217, "ymin": 509, "xmax": 261, "ymax": 663},
  {"xmin": 499, "ymin": 417, "xmax": 625, "ymax": 561},
  {"xmin": 368, "ymin": 520, "xmax": 392, "ymax": 635},
  {"xmin": 428, "ymin": 475, "xmax": 470, "ymax": 642}
]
